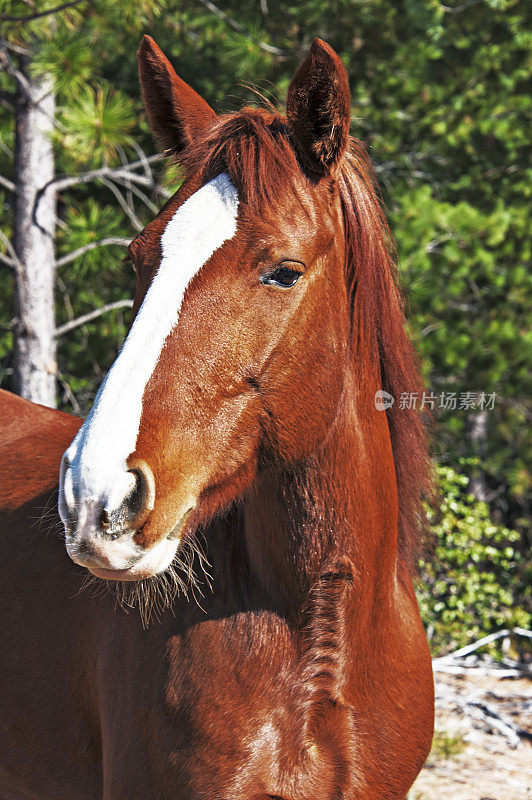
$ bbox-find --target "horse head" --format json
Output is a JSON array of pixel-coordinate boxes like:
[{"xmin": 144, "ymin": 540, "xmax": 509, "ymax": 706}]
[{"xmin": 58, "ymin": 37, "xmax": 358, "ymax": 581}]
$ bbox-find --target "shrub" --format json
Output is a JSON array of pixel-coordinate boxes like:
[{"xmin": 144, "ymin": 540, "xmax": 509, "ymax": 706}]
[{"xmin": 416, "ymin": 463, "xmax": 530, "ymax": 656}]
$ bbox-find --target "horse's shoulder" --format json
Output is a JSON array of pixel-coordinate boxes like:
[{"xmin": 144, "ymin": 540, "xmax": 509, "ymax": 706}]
[{"xmin": 0, "ymin": 389, "xmax": 81, "ymax": 511}]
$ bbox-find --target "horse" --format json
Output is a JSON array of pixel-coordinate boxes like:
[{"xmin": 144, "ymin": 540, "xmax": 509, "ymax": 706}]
[{"xmin": 0, "ymin": 36, "xmax": 434, "ymax": 800}]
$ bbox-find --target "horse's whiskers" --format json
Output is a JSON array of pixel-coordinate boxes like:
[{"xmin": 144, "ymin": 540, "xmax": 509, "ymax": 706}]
[
  {"xmin": 30, "ymin": 498, "xmax": 66, "ymax": 540},
  {"xmin": 72, "ymin": 539, "xmax": 213, "ymax": 628}
]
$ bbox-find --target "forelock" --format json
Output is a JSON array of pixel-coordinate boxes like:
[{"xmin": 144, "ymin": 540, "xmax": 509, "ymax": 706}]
[{"xmin": 179, "ymin": 108, "xmax": 303, "ymax": 210}]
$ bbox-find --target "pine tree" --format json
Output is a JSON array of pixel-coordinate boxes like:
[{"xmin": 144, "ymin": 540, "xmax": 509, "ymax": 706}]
[{"xmin": 0, "ymin": 0, "xmax": 164, "ymax": 408}]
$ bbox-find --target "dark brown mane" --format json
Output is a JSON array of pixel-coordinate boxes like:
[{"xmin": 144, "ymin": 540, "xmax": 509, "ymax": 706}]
[{"xmin": 180, "ymin": 107, "xmax": 432, "ymax": 565}]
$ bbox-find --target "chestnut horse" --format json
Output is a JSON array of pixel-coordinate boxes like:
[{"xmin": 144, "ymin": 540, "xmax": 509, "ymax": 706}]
[{"xmin": 0, "ymin": 37, "xmax": 434, "ymax": 800}]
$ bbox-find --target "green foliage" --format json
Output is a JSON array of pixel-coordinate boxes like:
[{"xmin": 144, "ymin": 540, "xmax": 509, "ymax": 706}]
[
  {"xmin": 416, "ymin": 464, "xmax": 530, "ymax": 655},
  {"xmin": 394, "ymin": 185, "xmax": 531, "ymax": 524},
  {"xmin": 429, "ymin": 729, "xmax": 466, "ymax": 760},
  {"xmin": 0, "ymin": 0, "xmax": 529, "ymax": 618},
  {"xmin": 58, "ymin": 200, "xmax": 127, "ymax": 272},
  {"xmin": 58, "ymin": 87, "xmax": 136, "ymax": 166},
  {"xmin": 31, "ymin": 27, "xmax": 94, "ymax": 99}
]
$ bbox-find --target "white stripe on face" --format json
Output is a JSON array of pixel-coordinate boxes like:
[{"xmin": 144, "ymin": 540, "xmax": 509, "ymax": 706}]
[{"xmin": 60, "ymin": 173, "xmax": 239, "ymax": 527}]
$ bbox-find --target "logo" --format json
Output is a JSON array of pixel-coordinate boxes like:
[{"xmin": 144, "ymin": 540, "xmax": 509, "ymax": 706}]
[{"xmin": 374, "ymin": 390, "xmax": 394, "ymax": 411}]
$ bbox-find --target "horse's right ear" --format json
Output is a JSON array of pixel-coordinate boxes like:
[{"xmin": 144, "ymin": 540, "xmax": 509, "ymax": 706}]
[{"xmin": 137, "ymin": 35, "xmax": 216, "ymax": 154}]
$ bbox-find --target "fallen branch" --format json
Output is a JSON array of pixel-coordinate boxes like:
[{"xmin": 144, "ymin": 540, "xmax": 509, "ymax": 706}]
[
  {"xmin": 433, "ymin": 662, "xmax": 528, "ymax": 678},
  {"xmin": 434, "ymin": 627, "xmax": 532, "ymax": 664},
  {"xmin": 468, "ymin": 698, "xmax": 531, "ymax": 746},
  {"xmin": 55, "ymin": 299, "xmax": 133, "ymax": 337},
  {"xmin": 435, "ymin": 683, "xmax": 531, "ymax": 749},
  {"xmin": 458, "ymin": 700, "xmax": 522, "ymax": 748}
]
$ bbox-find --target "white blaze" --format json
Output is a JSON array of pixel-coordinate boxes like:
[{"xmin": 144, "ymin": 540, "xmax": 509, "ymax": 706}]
[{"xmin": 60, "ymin": 173, "xmax": 239, "ymax": 523}]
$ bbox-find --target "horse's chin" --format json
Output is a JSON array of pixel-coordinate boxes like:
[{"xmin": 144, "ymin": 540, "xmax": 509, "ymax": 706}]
[
  {"xmin": 87, "ymin": 564, "xmax": 165, "ymax": 581},
  {"xmin": 81, "ymin": 507, "xmax": 196, "ymax": 583},
  {"xmin": 83, "ymin": 535, "xmax": 179, "ymax": 581}
]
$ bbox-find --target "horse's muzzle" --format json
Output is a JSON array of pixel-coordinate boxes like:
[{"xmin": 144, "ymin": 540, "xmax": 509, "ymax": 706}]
[
  {"xmin": 58, "ymin": 457, "xmax": 178, "ymax": 580},
  {"xmin": 59, "ymin": 457, "xmax": 155, "ymax": 536}
]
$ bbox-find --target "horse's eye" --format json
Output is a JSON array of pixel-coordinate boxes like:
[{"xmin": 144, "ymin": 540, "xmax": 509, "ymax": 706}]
[{"xmin": 260, "ymin": 265, "xmax": 302, "ymax": 288}]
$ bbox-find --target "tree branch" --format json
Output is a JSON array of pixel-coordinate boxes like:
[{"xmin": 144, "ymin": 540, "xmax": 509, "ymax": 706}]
[
  {"xmin": 2, "ymin": 40, "xmax": 28, "ymax": 56},
  {"xmin": 130, "ymin": 140, "xmax": 157, "ymax": 183},
  {"xmin": 112, "ymin": 174, "xmax": 159, "ymax": 213},
  {"xmin": 0, "ymin": 229, "xmax": 20, "ymax": 268},
  {"xmin": 439, "ymin": 0, "xmax": 483, "ymax": 13},
  {"xmin": 0, "ymin": 251, "xmax": 15, "ymax": 268},
  {"xmin": 34, "ymin": 154, "xmax": 168, "ymax": 226},
  {"xmin": 55, "ymin": 299, "xmax": 133, "ymax": 337},
  {"xmin": 56, "ymin": 369, "xmax": 81, "ymax": 413},
  {"xmin": 42, "ymin": 154, "xmax": 165, "ymax": 194},
  {"xmin": 0, "ymin": 174, "xmax": 15, "ymax": 192},
  {"xmin": 195, "ymin": 0, "xmax": 291, "ymax": 57},
  {"xmin": 0, "ymin": 37, "xmax": 33, "ymax": 102},
  {"xmin": 1, "ymin": 0, "xmax": 89, "ymax": 22},
  {"xmin": 0, "ymin": 89, "xmax": 15, "ymax": 105},
  {"xmin": 0, "ymin": 36, "xmax": 60, "ymax": 133},
  {"xmin": 99, "ymin": 177, "xmax": 143, "ymax": 231},
  {"xmin": 56, "ymin": 237, "xmax": 131, "ymax": 268}
]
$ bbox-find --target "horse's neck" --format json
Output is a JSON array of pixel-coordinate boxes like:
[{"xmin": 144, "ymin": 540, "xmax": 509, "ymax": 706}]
[{"xmin": 243, "ymin": 364, "xmax": 399, "ymax": 616}]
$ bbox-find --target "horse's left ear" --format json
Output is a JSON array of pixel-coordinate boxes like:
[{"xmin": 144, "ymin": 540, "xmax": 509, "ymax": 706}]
[
  {"xmin": 287, "ymin": 38, "xmax": 351, "ymax": 178},
  {"xmin": 137, "ymin": 35, "xmax": 217, "ymax": 154}
]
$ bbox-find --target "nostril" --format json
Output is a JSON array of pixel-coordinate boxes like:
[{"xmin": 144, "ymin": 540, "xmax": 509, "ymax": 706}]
[
  {"xmin": 68, "ymin": 507, "xmax": 78, "ymax": 529},
  {"xmin": 77, "ymin": 539, "xmax": 92, "ymax": 557},
  {"xmin": 95, "ymin": 461, "xmax": 155, "ymax": 537},
  {"xmin": 123, "ymin": 458, "xmax": 156, "ymax": 531}
]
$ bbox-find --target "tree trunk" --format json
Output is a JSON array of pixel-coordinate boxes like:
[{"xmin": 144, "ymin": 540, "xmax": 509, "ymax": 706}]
[
  {"xmin": 467, "ymin": 406, "xmax": 488, "ymax": 502},
  {"xmin": 12, "ymin": 70, "xmax": 57, "ymax": 408}
]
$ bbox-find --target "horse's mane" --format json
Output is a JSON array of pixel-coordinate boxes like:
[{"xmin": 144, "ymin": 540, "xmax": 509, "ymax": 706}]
[
  {"xmin": 179, "ymin": 108, "xmax": 433, "ymax": 564},
  {"xmin": 338, "ymin": 144, "xmax": 433, "ymax": 564}
]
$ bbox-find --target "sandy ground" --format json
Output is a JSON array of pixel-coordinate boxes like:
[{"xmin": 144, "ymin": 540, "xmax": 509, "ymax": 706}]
[{"xmin": 408, "ymin": 671, "xmax": 532, "ymax": 800}]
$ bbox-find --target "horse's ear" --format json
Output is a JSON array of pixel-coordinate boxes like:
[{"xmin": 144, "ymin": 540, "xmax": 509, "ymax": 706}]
[
  {"xmin": 137, "ymin": 35, "xmax": 216, "ymax": 154},
  {"xmin": 286, "ymin": 38, "xmax": 350, "ymax": 178}
]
